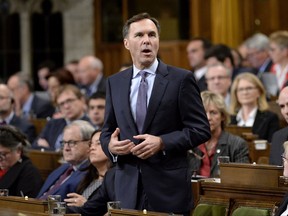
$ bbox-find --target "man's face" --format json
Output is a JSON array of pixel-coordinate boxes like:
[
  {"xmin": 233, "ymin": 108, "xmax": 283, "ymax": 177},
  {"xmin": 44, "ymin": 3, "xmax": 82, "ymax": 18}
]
[
  {"xmin": 278, "ymin": 88, "xmax": 288, "ymax": 123},
  {"xmin": 124, "ymin": 19, "xmax": 159, "ymax": 69},
  {"xmin": 7, "ymin": 76, "xmax": 24, "ymax": 105},
  {"xmin": 88, "ymin": 98, "xmax": 105, "ymax": 127},
  {"xmin": 77, "ymin": 59, "xmax": 99, "ymax": 86},
  {"xmin": 38, "ymin": 68, "xmax": 49, "ymax": 90},
  {"xmin": 0, "ymin": 85, "xmax": 13, "ymax": 116},
  {"xmin": 186, "ymin": 40, "xmax": 205, "ymax": 70},
  {"xmin": 56, "ymin": 91, "xmax": 85, "ymax": 121},
  {"xmin": 62, "ymin": 125, "xmax": 90, "ymax": 165},
  {"xmin": 206, "ymin": 65, "xmax": 231, "ymax": 97},
  {"xmin": 246, "ymin": 48, "xmax": 268, "ymax": 69}
]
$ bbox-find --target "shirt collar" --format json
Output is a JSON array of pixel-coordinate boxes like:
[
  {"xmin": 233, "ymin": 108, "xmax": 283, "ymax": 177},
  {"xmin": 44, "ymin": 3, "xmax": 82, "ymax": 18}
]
[
  {"xmin": 22, "ymin": 94, "xmax": 34, "ymax": 114},
  {"xmin": 132, "ymin": 59, "xmax": 158, "ymax": 78},
  {"xmin": 236, "ymin": 107, "xmax": 258, "ymax": 125}
]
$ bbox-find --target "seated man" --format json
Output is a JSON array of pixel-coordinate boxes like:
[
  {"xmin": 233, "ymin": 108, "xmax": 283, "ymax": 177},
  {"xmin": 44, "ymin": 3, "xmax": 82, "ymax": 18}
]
[
  {"xmin": 37, "ymin": 120, "xmax": 94, "ymax": 200},
  {"xmin": 270, "ymin": 86, "xmax": 288, "ymax": 165},
  {"xmin": 274, "ymin": 141, "xmax": 288, "ymax": 216},
  {"xmin": 33, "ymin": 84, "xmax": 90, "ymax": 151},
  {"xmin": 0, "ymin": 84, "xmax": 36, "ymax": 143},
  {"xmin": 87, "ymin": 92, "xmax": 106, "ymax": 129},
  {"xmin": 7, "ymin": 72, "xmax": 55, "ymax": 119}
]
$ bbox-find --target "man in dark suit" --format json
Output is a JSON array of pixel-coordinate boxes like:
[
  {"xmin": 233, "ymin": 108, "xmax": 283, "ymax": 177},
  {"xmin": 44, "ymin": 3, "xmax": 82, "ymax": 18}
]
[
  {"xmin": 7, "ymin": 72, "xmax": 55, "ymax": 119},
  {"xmin": 270, "ymin": 86, "xmax": 288, "ymax": 165},
  {"xmin": 0, "ymin": 84, "xmax": 36, "ymax": 143},
  {"xmin": 77, "ymin": 55, "xmax": 106, "ymax": 98},
  {"xmin": 186, "ymin": 37, "xmax": 212, "ymax": 91},
  {"xmin": 33, "ymin": 85, "xmax": 90, "ymax": 151},
  {"xmin": 37, "ymin": 120, "xmax": 94, "ymax": 200},
  {"xmin": 100, "ymin": 13, "xmax": 210, "ymax": 216}
]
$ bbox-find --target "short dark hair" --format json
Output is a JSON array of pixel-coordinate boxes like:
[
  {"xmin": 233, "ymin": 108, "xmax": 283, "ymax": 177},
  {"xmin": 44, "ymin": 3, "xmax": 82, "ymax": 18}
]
[
  {"xmin": 122, "ymin": 12, "xmax": 161, "ymax": 39},
  {"xmin": 88, "ymin": 91, "xmax": 106, "ymax": 104},
  {"xmin": 204, "ymin": 44, "xmax": 235, "ymax": 68},
  {"xmin": 190, "ymin": 37, "xmax": 213, "ymax": 50}
]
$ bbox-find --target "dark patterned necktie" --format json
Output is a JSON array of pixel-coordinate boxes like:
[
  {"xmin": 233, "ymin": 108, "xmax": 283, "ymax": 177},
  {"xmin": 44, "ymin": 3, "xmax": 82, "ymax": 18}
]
[
  {"xmin": 39, "ymin": 166, "xmax": 74, "ymax": 200},
  {"xmin": 136, "ymin": 71, "xmax": 148, "ymax": 133}
]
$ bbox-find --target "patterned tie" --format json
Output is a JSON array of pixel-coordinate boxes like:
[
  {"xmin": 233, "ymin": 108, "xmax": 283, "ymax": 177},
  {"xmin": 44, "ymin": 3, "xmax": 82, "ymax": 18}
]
[
  {"xmin": 39, "ymin": 166, "xmax": 74, "ymax": 200},
  {"xmin": 136, "ymin": 71, "xmax": 148, "ymax": 133}
]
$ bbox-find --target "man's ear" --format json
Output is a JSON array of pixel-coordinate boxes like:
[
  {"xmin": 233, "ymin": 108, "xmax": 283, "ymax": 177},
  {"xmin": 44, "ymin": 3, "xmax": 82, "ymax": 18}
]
[{"xmin": 124, "ymin": 39, "xmax": 129, "ymax": 50}]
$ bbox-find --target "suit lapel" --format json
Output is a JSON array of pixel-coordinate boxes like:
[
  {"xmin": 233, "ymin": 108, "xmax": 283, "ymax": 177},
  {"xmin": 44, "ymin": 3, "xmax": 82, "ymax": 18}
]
[
  {"xmin": 143, "ymin": 61, "xmax": 169, "ymax": 132},
  {"xmin": 120, "ymin": 69, "xmax": 139, "ymax": 135}
]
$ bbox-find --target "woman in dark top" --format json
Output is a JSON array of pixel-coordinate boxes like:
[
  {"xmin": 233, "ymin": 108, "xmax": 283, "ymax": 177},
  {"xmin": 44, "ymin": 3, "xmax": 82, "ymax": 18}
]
[
  {"xmin": 230, "ymin": 72, "xmax": 279, "ymax": 142},
  {"xmin": 0, "ymin": 125, "xmax": 43, "ymax": 197}
]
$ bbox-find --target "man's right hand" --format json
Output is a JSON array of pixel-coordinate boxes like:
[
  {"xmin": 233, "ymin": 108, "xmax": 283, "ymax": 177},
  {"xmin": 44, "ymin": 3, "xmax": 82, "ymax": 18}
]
[{"xmin": 108, "ymin": 128, "xmax": 135, "ymax": 155}]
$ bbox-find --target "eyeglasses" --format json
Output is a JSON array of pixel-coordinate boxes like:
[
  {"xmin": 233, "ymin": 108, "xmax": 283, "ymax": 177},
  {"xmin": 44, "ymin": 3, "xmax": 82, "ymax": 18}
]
[
  {"xmin": 236, "ymin": 86, "xmax": 257, "ymax": 93},
  {"xmin": 57, "ymin": 98, "xmax": 78, "ymax": 109},
  {"xmin": 0, "ymin": 151, "xmax": 11, "ymax": 161},
  {"xmin": 60, "ymin": 140, "xmax": 89, "ymax": 148},
  {"xmin": 88, "ymin": 140, "xmax": 101, "ymax": 148},
  {"xmin": 206, "ymin": 75, "xmax": 229, "ymax": 82}
]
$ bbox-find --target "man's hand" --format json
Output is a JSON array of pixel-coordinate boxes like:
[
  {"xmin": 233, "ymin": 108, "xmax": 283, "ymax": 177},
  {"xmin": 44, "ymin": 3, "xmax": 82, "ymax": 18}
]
[
  {"xmin": 109, "ymin": 128, "xmax": 135, "ymax": 155},
  {"xmin": 131, "ymin": 134, "xmax": 164, "ymax": 159},
  {"xmin": 37, "ymin": 138, "xmax": 50, "ymax": 148}
]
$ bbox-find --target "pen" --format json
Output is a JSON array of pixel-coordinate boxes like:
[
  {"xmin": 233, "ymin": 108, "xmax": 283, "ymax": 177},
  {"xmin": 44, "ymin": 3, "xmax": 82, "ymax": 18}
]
[{"xmin": 20, "ymin": 191, "xmax": 24, "ymax": 197}]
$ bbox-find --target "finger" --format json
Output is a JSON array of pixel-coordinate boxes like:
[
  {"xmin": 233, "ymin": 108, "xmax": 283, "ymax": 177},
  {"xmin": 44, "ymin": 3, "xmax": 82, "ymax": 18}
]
[{"xmin": 112, "ymin": 128, "xmax": 120, "ymax": 138}]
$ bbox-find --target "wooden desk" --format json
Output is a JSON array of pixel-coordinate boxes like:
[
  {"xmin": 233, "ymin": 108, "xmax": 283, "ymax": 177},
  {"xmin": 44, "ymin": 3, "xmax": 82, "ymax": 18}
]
[
  {"xmin": 27, "ymin": 150, "xmax": 62, "ymax": 180},
  {"xmin": 0, "ymin": 196, "xmax": 48, "ymax": 213},
  {"xmin": 0, "ymin": 197, "xmax": 80, "ymax": 215},
  {"xmin": 110, "ymin": 209, "xmax": 181, "ymax": 216}
]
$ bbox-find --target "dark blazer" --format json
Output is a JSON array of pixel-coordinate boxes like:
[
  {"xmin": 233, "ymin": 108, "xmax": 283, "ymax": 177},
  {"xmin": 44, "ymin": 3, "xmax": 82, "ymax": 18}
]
[
  {"xmin": 269, "ymin": 126, "xmax": 288, "ymax": 165},
  {"xmin": 10, "ymin": 114, "xmax": 36, "ymax": 143},
  {"xmin": 67, "ymin": 167, "xmax": 116, "ymax": 216},
  {"xmin": 188, "ymin": 131, "xmax": 250, "ymax": 177},
  {"xmin": 100, "ymin": 60, "xmax": 211, "ymax": 213},
  {"xmin": 37, "ymin": 161, "xmax": 89, "ymax": 201},
  {"xmin": 275, "ymin": 192, "xmax": 288, "ymax": 216},
  {"xmin": 0, "ymin": 156, "xmax": 43, "ymax": 197},
  {"xmin": 97, "ymin": 76, "xmax": 106, "ymax": 93},
  {"xmin": 31, "ymin": 94, "xmax": 55, "ymax": 119},
  {"xmin": 197, "ymin": 75, "xmax": 207, "ymax": 92},
  {"xmin": 231, "ymin": 110, "xmax": 280, "ymax": 142},
  {"xmin": 32, "ymin": 115, "xmax": 91, "ymax": 151}
]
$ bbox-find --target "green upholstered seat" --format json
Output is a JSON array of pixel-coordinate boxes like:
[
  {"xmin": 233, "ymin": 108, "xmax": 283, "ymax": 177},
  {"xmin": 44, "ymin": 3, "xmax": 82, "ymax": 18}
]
[
  {"xmin": 231, "ymin": 206, "xmax": 270, "ymax": 216},
  {"xmin": 193, "ymin": 203, "xmax": 228, "ymax": 216}
]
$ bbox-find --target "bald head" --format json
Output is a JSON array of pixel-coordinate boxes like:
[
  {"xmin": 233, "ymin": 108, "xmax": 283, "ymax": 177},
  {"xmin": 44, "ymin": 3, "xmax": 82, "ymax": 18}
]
[
  {"xmin": 278, "ymin": 86, "xmax": 288, "ymax": 123},
  {"xmin": 78, "ymin": 56, "xmax": 103, "ymax": 86},
  {"xmin": 0, "ymin": 84, "xmax": 14, "ymax": 117}
]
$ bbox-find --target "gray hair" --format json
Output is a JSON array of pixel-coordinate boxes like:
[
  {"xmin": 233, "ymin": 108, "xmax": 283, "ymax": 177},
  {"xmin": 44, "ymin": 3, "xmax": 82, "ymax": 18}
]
[
  {"xmin": 88, "ymin": 56, "xmax": 103, "ymax": 72},
  {"xmin": 64, "ymin": 120, "xmax": 95, "ymax": 140},
  {"xmin": 206, "ymin": 63, "xmax": 232, "ymax": 78},
  {"xmin": 245, "ymin": 33, "xmax": 269, "ymax": 51}
]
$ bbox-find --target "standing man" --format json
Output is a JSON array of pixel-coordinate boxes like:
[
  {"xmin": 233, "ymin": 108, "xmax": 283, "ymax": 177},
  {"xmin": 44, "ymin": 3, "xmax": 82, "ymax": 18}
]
[
  {"xmin": 186, "ymin": 37, "xmax": 212, "ymax": 91},
  {"xmin": 270, "ymin": 86, "xmax": 288, "ymax": 165},
  {"xmin": 100, "ymin": 13, "xmax": 210, "ymax": 215}
]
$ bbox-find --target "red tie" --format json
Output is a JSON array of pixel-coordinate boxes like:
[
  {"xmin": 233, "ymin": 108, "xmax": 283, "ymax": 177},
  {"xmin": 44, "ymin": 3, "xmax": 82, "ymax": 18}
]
[{"xmin": 40, "ymin": 166, "xmax": 74, "ymax": 200}]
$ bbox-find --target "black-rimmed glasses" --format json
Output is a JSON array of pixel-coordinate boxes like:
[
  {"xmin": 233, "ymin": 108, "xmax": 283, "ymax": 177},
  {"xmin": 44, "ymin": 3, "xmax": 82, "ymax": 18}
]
[{"xmin": 60, "ymin": 140, "xmax": 89, "ymax": 148}]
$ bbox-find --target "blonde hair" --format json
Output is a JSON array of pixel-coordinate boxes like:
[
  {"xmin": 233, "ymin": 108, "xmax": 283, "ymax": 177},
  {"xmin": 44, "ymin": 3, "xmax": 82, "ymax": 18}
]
[
  {"xmin": 201, "ymin": 91, "xmax": 230, "ymax": 129},
  {"xmin": 269, "ymin": 31, "xmax": 288, "ymax": 49},
  {"xmin": 230, "ymin": 72, "xmax": 268, "ymax": 114}
]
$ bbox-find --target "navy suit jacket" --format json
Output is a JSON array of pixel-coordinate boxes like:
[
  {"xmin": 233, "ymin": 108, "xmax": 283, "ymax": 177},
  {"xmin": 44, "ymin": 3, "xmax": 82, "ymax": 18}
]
[
  {"xmin": 37, "ymin": 161, "xmax": 89, "ymax": 201},
  {"xmin": 10, "ymin": 114, "xmax": 36, "ymax": 143},
  {"xmin": 32, "ymin": 115, "xmax": 91, "ymax": 151},
  {"xmin": 100, "ymin": 60, "xmax": 211, "ymax": 213},
  {"xmin": 231, "ymin": 110, "xmax": 280, "ymax": 142},
  {"xmin": 270, "ymin": 126, "xmax": 288, "ymax": 165},
  {"xmin": 31, "ymin": 94, "xmax": 55, "ymax": 119}
]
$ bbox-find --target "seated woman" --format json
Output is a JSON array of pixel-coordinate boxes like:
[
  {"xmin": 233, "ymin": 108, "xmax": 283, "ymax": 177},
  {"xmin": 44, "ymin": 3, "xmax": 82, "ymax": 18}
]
[
  {"xmin": 275, "ymin": 141, "xmax": 288, "ymax": 216},
  {"xmin": 188, "ymin": 91, "xmax": 249, "ymax": 178},
  {"xmin": 0, "ymin": 125, "xmax": 43, "ymax": 197},
  {"xmin": 64, "ymin": 130, "xmax": 111, "ymax": 207},
  {"xmin": 230, "ymin": 72, "xmax": 279, "ymax": 142}
]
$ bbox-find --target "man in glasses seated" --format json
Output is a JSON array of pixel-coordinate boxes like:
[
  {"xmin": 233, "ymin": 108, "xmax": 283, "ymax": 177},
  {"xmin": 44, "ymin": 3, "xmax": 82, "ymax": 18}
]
[
  {"xmin": 37, "ymin": 120, "xmax": 94, "ymax": 201},
  {"xmin": 33, "ymin": 85, "xmax": 90, "ymax": 151}
]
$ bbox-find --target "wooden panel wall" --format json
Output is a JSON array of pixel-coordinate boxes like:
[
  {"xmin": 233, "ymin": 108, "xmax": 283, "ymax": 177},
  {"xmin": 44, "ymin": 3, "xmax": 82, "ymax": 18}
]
[{"xmin": 94, "ymin": 0, "xmax": 288, "ymax": 77}]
